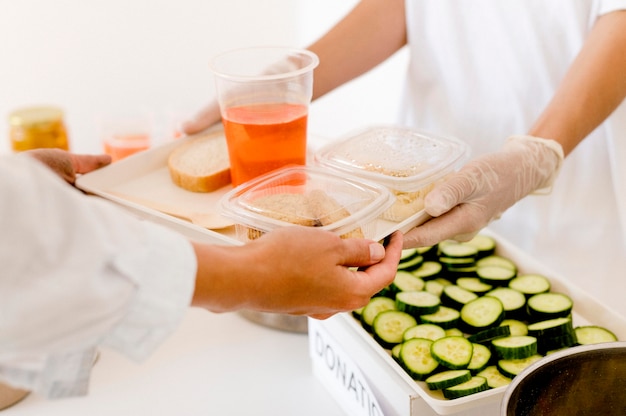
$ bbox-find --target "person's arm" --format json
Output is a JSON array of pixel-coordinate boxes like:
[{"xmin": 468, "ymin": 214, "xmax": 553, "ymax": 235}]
[
  {"xmin": 403, "ymin": 10, "xmax": 626, "ymax": 248},
  {"xmin": 306, "ymin": 0, "xmax": 407, "ymax": 100},
  {"xmin": 191, "ymin": 228, "xmax": 402, "ymax": 319},
  {"xmin": 182, "ymin": 0, "xmax": 407, "ymax": 134},
  {"xmin": 529, "ymin": 10, "xmax": 626, "ymax": 156}
]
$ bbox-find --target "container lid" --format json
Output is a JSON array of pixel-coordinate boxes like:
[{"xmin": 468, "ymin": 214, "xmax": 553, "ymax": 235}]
[
  {"xmin": 9, "ymin": 106, "xmax": 64, "ymax": 127},
  {"xmin": 315, "ymin": 125, "xmax": 470, "ymax": 193},
  {"xmin": 219, "ymin": 165, "xmax": 394, "ymax": 236}
]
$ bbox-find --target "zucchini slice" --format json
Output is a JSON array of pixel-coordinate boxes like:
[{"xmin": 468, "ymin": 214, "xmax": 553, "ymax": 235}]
[
  {"xmin": 420, "ymin": 306, "xmax": 461, "ymax": 329},
  {"xmin": 497, "ymin": 354, "xmax": 543, "ymax": 379},
  {"xmin": 412, "ymin": 261, "xmax": 443, "ymax": 280},
  {"xmin": 403, "ymin": 323, "xmax": 447, "ymax": 342},
  {"xmin": 397, "ymin": 254, "xmax": 425, "ymax": 271},
  {"xmin": 456, "ymin": 277, "xmax": 493, "ymax": 296},
  {"xmin": 574, "ymin": 325, "xmax": 618, "ymax": 345},
  {"xmin": 477, "ymin": 265, "xmax": 517, "ymax": 286},
  {"xmin": 390, "ymin": 271, "xmax": 425, "ymax": 294},
  {"xmin": 508, "ymin": 273, "xmax": 551, "ymax": 297},
  {"xmin": 467, "ymin": 325, "xmax": 511, "ymax": 344},
  {"xmin": 477, "ymin": 365, "xmax": 512, "ymax": 389},
  {"xmin": 500, "ymin": 319, "xmax": 528, "ymax": 336},
  {"xmin": 443, "ymin": 376, "xmax": 489, "ymax": 399},
  {"xmin": 526, "ymin": 292, "xmax": 573, "ymax": 321},
  {"xmin": 372, "ymin": 310, "xmax": 417, "ymax": 349},
  {"xmin": 467, "ymin": 342, "xmax": 492, "ymax": 374},
  {"xmin": 396, "ymin": 290, "xmax": 440, "ymax": 317},
  {"xmin": 425, "ymin": 369, "xmax": 472, "ymax": 390},
  {"xmin": 492, "ymin": 335, "xmax": 538, "ymax": 360},
  {"xmin": 476, "ymin": 255, "xmax": 517, "ymax": 271},
  {"xmin": 438, "ymin": 241, "xmax": 479, "ymax": 259},
  {"xmin": 485, "ymin": 287, "xmax": 527, "ymax": 319},
  {"xmin": 360, "ymin": 296, "xmax": 397, "ymax": 332},
  {"xmin": 399, "ymin": 338, "xmax": 440, "ymax": 380},
  {"xmin": 441, "ymin": 285, "xmax": 479, "ymax": 310},
  {"xmin": 464, "ymin": 234, "xmax": 497, "ymax": 258},
  {"xmin": 460, "ymin": 296, "xmax": 505, "ymax": 334},
  {"xmin": 527, "ymin": 317, "xmax": 574, "ymax": 338},
  {"xmin": 431, "ymin": 336, "xmax": 474, "ymax": 370}
]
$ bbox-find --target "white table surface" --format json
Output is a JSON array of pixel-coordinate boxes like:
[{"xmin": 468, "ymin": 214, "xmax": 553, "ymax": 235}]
[{"xmin": 3, "ymin": 309, "xmax": 346, "ymax": 416}]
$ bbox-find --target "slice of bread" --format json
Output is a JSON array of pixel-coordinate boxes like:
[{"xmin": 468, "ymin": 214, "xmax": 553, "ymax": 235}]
[{"xmin": 168, "ymin": 133, "xmax": 231, "ymax": 192}]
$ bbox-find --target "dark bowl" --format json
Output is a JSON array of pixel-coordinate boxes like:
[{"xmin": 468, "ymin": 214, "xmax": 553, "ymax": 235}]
[{"xmin": 501, "ymin": 341, "xmax": 626, "ymax": 415}]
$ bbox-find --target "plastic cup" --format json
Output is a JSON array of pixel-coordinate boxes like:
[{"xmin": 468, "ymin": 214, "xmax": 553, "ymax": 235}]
[
  {"xmin": 98, "ymin": 112, "xmax": 152, "ymax": 162},
  {"xmin": 209, "ymin": 47, "xmax": 319, "ymax": 186}
]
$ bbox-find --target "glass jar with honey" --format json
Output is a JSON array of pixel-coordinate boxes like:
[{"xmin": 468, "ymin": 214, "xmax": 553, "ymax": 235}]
[{"xmin": 8, "ymin": 106, "xmax": 70, "ymax": 152}]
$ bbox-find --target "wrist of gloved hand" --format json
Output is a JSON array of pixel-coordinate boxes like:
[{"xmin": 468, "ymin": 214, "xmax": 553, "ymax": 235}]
[{"xmin": 402, "ymin": 134, "xmax": 564, "ymax": 248}]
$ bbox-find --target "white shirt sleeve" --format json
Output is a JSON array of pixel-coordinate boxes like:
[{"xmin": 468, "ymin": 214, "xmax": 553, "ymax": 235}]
[{"xmin": 0, "ymin": 155, "xmax": 197, "ymax": 398}]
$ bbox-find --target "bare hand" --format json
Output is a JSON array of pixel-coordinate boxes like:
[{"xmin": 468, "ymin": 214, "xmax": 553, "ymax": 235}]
[
  {"xmin": 193, "ymin": 228, "xmax": 403, "ymax": 319},
  {"xmin": 26, "ymin": 148, "xmax": 112, "ymax": 184}
]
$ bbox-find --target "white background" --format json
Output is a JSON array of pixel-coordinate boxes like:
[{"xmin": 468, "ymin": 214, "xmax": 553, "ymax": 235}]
[{"xmin": 0, "ymin": 0, "xmax": 408, "ymax": 154}]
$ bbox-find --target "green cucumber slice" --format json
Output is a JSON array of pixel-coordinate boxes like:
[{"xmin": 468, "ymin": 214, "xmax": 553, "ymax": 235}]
[
  {"xmin": 497, "ymin": 354, "xmax": 543, "ymax": 378},
  {"xmin": 477, "ymin": 265, "xmax": 517, "ymax": 286},
  {"xmin": 492, "ymin": 335, "xmax": 538, "ymax": 360},
  {"xmin": 456, "ymin": 277, "xmax": 493, "ymax": 296},
  {"xmin": 390, "ymin": 271, "xmax": 425, "ymax": 294},
  {"xmin": 508, "ymin": 273, "xmax": 551, "ymax": 296},
  {"xmin": 460, "ymin": 296, "xmax": 505, "ymax": 333},
  {"xmin": 574, "ymin": 325, "xmax": 618, "ymax": 345},
  {"xmin": 403, "ymin": 323, "xmax": 447, "ymax": 342},
  {"xmin": 412, "ymin": 261, "xmax": 443, "ymax": 280},
  {"xmin": 467, "ymin": 342, "xmax": 492, "ymax": 374},
  {"xmin": 500, "ymin": 319, "xmax": 528, "ymax": 336},
  {"xmin": 396, "ymin": 291, "xmax": 440, "ymax": 317},
  {"xmin": 467, "ymin": 325, "xmax": 511, "ymax": 344},
  {"xmin": 477, "ymin": 365, "xmax": 512, "ymax": 388},
  {"xmin": 399, "ymin": 338, "xmax": 440, "ymax": 380},
  {"xmin": 425, "ymin": 369, "xmax": 472, "ymax": 390},
  {"xmin": 527, "ymin": 292, "xmax": 573, "ymax": 321},
  {"xmin": 527, "ymin": 317, "xmax": 574, "ymax": 338},
  {"xmin": 486, "ymin": 287, "xmax": 527, "ymax": 318},
  {"xmin": 420, "ymin": 306, "xmax": 461, "ymax": 329},
  {"xmin": 441, "ymin": 285, "xmax": 479, "ymax": 310},
  {"xmin": 443, "ymin": 376, "xmax": 488, "ymax": 399},
  {"xmin": 431, "ymin": 336, "xmax": 474, "ymax": 370},
  {"xmin": 372, "ymin": 310, "xmax": 418, "ymax": 349},
  {"xmin": 360, "ymin": 297, "xmax": 396, "ymax": 332}
]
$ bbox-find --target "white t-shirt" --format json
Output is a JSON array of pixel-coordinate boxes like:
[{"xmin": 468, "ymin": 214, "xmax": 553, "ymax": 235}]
[
  {"xmin": 0, "ymin": 155, "xmax": 197, "ymax": 398},
  {"xmin": 400, "ymin": 1, "xmax": 626, "ymax": 316}
]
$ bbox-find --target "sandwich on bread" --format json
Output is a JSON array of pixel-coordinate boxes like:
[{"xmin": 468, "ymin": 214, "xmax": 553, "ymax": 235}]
[
  {"xmin": 246, "ymin": 190, "xmax": 364, "ymax": 240},
  {"xmin": 168, "ymin": 132, "xmax": 231, "ymax": 192}
]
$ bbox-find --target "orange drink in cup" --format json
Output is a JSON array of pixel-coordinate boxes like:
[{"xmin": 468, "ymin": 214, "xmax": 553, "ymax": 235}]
[
  {"xmin": 98, "ymin": 112, "xmax": 152, "ymax": 162},
  {"xmin": 210, "ymin": 47, "xmax": 319, "ymax": 186}
]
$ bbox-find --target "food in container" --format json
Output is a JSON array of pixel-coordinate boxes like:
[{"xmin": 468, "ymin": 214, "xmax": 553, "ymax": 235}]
[
  {"xmin": 219, "ymin": 165, "xmax": 394, "ymax": 242},
  {"xmin": 315, "ymin": 125, "xmax": 470, "ymax": 221}
]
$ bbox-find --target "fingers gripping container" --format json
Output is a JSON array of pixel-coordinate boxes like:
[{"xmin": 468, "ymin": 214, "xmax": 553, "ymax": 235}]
[
  {"xmin": 219, "ymin": 165, "xmax": 395, "ymax": 242},
  {"xmin": 315, "ymin": 126, "xmax": 470, "ymax": 222}
]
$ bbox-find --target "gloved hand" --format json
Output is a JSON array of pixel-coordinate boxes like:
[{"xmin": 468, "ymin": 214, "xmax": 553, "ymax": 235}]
[
  {"xmin": 403, "ymin": 135, "xmax": 564, "ymax": 248},
  {"xmin": 181, "ymin": 101, "xmax": 222, "ymax": 135}
]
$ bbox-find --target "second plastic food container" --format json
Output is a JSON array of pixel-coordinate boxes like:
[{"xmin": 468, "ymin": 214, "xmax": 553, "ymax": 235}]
[{"xmin": 315, "ymin": 125, "xmax": 470, "ymax": 221}]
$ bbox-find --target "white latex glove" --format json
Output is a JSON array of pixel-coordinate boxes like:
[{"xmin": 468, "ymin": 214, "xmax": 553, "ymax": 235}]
[
  {"xmin": 403, "ymin": 135, "xmax": 564, "ymax": 248},
  {"xmin": 181, "ymin": 101, "xmax": 222, "ymax": 135}
]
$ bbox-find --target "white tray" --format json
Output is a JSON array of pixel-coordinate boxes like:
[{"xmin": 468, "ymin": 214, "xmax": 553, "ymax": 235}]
[
  {"xmin": 75, "ymin": 129, "xmax": 429, "ymax": 245},
  {"xmin": 309, "ymin": 229, "xmax": 626, "ymax": 416}
]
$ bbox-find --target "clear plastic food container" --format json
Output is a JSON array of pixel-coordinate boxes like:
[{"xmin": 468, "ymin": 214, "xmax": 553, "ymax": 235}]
[
  {"xmin": 315, "ymin": 125, "xmax": 470, "ymax": 222},
  {"xmin": 219, "ymin": 165, "xmax": 395, "ymax": 242}
]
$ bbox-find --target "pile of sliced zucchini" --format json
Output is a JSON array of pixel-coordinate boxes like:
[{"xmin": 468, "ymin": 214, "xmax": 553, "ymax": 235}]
[{"xmin": 353, "ymin": 234, "xmax": 619, "ymax": 400}]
